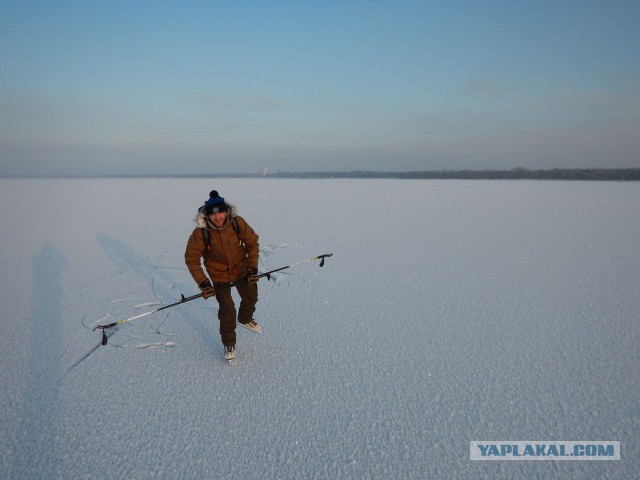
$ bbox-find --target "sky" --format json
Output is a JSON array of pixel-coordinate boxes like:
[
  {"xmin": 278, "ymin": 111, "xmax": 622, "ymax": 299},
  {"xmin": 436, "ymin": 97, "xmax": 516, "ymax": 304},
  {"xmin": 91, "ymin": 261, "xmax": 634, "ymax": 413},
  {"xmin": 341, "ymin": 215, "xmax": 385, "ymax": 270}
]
[{"xmin": 1, "ymin": 0, "xmax": 639, "ymax": 176}]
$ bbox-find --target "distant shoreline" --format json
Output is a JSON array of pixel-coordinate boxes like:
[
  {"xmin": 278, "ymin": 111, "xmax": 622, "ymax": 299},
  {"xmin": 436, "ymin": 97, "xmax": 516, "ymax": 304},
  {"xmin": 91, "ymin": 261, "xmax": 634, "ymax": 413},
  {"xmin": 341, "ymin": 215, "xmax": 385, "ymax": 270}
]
[{"xmin": 3, "ymin": 168, "xmax": 640, "ymax": 181}]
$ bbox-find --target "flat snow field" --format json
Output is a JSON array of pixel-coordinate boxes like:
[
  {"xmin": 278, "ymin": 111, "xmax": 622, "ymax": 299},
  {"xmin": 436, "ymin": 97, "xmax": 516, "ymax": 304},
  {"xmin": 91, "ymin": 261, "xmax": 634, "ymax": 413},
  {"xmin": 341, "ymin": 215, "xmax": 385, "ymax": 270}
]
[{"xmin": 1, "ymin": 178, "xmax": 638, "ymax": 479}]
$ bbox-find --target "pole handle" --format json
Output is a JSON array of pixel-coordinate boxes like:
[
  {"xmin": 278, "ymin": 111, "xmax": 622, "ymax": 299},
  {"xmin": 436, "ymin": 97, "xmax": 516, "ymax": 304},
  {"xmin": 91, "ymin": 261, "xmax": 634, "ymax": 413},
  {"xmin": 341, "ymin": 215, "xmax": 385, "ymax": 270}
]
[{"xmin": 317, "ymin": 253, "xmax": 332, "ymax": 267}]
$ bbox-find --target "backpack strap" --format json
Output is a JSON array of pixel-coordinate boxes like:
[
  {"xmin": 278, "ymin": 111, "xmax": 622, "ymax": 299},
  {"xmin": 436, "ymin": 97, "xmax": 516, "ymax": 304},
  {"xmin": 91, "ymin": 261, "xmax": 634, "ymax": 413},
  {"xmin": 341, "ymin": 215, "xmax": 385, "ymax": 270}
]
[
  {"xmin": 201, "ymin": 228, "xmax": 211, "ymax": 257},
  {"xmin": 200, "ymin": 217, "xmax": 241, "ymax": 257}
]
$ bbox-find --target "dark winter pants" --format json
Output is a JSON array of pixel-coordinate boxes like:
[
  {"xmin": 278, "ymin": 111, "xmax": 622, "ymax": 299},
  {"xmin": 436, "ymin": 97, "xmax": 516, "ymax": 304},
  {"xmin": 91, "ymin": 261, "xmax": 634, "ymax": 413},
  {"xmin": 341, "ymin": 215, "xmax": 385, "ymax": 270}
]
[{"xmin": 214, "ymin": 279, "xmax": 258, "ymax": 347}]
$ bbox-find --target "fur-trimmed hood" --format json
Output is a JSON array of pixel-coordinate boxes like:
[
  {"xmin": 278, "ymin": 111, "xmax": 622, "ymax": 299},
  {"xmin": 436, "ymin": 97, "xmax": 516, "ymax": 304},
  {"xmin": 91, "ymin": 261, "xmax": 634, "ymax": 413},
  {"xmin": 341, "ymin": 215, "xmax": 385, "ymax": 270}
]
[{"xmin": 195, "ymin": 204, "xmax": 237, "ymax": 229}]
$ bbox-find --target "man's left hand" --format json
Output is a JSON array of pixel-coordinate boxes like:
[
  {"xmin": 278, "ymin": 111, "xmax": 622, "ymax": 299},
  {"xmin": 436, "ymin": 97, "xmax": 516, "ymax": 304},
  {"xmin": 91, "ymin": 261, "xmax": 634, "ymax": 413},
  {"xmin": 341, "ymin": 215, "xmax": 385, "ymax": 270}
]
[{"xmin": 247, "ymin": 267, "xmax": 259, "ymax": 283}]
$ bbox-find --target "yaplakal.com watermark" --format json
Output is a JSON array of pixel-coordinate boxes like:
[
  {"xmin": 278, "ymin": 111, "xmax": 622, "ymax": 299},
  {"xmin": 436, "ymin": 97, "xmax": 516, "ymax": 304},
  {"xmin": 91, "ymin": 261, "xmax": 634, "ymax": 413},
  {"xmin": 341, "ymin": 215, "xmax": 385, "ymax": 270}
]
[{"xmin": 470, "ymin": 441, "xmax": 620, "ymax": 461}]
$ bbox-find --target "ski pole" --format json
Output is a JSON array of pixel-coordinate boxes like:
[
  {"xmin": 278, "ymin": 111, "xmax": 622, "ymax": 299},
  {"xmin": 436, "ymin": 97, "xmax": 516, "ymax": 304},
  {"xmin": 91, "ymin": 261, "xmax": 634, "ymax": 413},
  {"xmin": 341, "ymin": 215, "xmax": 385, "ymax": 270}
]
[
  {"xmin": 242, "ymin": 253, "xmax": 333, "ymax": 283},
  {"xmin": 95, "ymin": 253, "xmax": 332, "ymax": 345},
  {"xmin": 94, "ymin": 292, "xmax": 203, "ymax": 345}
]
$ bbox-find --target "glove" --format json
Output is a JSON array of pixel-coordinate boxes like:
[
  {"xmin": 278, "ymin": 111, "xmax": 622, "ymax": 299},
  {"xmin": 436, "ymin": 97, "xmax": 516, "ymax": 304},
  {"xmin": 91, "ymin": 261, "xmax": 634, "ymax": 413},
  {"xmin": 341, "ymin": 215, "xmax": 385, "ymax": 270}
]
[
  {"xmin": 246, "ymin": 267, "xmax": 259, "ymax": 283},
  {"xmin": 199, "ymin": 279, "xmax": 216, "ymax": 299}
]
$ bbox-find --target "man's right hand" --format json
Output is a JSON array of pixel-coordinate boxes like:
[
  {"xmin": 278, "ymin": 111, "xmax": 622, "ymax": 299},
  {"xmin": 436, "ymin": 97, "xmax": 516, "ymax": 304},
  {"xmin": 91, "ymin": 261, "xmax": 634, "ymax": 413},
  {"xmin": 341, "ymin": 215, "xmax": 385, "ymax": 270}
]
[{"xmin": 199, "ymin": 279, "xmax": 216, "ymax": 299}]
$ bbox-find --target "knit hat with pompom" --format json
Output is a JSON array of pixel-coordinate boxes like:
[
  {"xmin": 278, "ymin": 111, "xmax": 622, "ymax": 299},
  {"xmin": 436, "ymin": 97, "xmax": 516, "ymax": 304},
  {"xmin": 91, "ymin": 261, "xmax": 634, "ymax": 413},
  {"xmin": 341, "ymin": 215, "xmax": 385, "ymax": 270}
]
[{"xmin": 203, "ymin": 190, "xmax": 228, "ymax": 215}]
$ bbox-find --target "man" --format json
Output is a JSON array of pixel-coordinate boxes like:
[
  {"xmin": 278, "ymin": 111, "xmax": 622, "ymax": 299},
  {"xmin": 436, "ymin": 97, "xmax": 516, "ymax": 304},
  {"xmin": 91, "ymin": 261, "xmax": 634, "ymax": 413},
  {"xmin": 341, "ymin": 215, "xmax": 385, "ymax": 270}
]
[{"xmin": 185, "ymin": 190, "xmax": 261, "ymax": 361}]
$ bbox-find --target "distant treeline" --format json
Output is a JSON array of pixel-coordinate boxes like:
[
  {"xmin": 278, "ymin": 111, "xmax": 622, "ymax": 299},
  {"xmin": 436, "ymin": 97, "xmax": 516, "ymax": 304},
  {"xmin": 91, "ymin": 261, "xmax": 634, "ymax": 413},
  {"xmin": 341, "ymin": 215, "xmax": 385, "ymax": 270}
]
[
  {"xmin": 267, "ymin": 168, "xmax": 640, "ymax": 181},
  {"xmin": 5, "ymin": 168, "xmax": 640, "ymax": 180}
]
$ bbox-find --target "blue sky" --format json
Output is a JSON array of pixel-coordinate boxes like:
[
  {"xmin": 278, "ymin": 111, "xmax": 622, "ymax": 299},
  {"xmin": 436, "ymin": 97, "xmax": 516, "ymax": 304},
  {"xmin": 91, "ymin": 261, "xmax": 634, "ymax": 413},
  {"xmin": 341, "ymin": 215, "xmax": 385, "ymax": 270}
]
[{"xmin": 1, "ymin": 0, "xmax": 639, "ymax": 176}]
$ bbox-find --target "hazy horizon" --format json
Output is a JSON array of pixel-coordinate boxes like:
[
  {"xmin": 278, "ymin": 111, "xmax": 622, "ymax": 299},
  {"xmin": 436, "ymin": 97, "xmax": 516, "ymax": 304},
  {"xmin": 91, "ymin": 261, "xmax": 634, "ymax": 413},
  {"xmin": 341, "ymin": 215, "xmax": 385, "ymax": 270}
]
[
  {"xmin": 2, "ymin": 2, "xmax": 639, "ymax": 177},
  {"xmin": 2, "ymin": 166, "xmax": 639, "ymax": 180}
]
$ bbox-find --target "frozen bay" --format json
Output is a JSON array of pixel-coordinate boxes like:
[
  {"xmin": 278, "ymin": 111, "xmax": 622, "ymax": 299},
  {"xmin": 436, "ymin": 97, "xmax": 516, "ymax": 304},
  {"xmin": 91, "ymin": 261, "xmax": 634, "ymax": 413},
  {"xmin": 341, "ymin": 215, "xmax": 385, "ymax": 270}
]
[{"xmin": 1, "ymin": 178, "xmax": 638, "ymax": 479}]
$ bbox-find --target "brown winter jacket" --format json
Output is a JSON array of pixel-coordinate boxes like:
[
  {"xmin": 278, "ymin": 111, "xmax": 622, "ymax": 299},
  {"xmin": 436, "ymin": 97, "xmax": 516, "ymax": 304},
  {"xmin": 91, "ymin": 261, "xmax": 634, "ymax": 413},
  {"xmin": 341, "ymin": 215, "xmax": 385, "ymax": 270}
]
[{"xmin": 184, "ymin": 213, "xmax": 259, "ymax": 285}]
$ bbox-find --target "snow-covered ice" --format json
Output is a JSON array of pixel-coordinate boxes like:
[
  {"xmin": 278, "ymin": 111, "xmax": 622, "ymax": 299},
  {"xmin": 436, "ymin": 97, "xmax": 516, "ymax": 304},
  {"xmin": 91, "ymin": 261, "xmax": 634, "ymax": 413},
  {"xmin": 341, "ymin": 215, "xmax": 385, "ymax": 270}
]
[{"xmin": 1, "ymin": 178, "xmax": 638, "ymax": 479}]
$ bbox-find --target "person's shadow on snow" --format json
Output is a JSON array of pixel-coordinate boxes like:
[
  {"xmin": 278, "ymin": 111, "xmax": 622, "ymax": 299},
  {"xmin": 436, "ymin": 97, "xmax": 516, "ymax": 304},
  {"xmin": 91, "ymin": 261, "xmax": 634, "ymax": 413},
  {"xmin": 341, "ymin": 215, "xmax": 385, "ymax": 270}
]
[{"xmin": 11, "ymin": 242, "xmax": 66, "ymax": 478}]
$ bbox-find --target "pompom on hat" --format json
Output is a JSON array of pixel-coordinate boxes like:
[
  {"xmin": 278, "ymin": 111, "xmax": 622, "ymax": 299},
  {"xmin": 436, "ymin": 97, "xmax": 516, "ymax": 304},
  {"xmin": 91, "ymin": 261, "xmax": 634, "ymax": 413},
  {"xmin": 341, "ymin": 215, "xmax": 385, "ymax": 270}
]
[{"xmin": 203, "ymin": 190, "xmax": 228, "ymax": 215}]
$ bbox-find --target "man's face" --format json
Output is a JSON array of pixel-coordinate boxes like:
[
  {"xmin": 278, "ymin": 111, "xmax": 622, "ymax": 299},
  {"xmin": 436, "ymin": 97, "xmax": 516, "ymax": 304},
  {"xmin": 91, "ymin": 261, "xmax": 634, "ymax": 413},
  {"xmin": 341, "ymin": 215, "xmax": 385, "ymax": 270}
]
[{"xmin": 209, "ymin": 211, "xmax": 227, "ymax": 228}]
